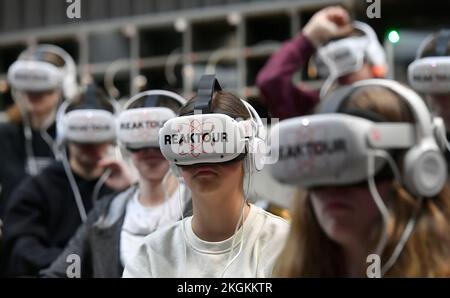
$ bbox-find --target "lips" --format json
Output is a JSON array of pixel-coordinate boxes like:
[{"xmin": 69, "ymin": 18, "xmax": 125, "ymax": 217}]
[
  {"xmin": 324, "ymin": 200, "xmax": 352, "ymax": 213},
  {"xmin": 139, "ymin": 150, "xmax": 164, "ymax": 161},
  {"xmin": 28, "ymin": 97, "xmax": 43, "ymax": 103},
  {"xmin": 193, "ymin": 166, "xmax": 217, "ymax": 177},
  {"xmin": 142, "ymin": 156, "xmax": 165, "ymax": 167}
]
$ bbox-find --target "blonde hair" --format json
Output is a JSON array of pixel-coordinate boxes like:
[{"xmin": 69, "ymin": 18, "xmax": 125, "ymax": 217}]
[{"xmin": 274, "ymin": 86, "xmax": 450, "ymax": 277}]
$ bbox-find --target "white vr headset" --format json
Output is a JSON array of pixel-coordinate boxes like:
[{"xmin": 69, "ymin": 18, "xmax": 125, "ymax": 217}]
[
  {"xmin": 159, "ymin": 75, "xmax": 266, "ymax": 171},
  {"xmin": 7, "ymin": 60, "xmax": 63, "ymax": 92},
  {"xmin": 270, "ymin": 79, "xmax": 447, "ymax": 197},
  {"xmin": 61, "ymin": 109, "xmax": 116, "ymax": 143},
  {"xmin": 408, "ymin": 30, "xmax": 450, "ymax": 94},
  {"xmin": 315, "ymin": 21, "xmax": 387, "ymax": 79},
  {"xmin": 160, "ymin": 113, "xmax": 254, "ymax": 164},
  {"xmin": 117, "ymin": 90, "xmax": 186, "ymax": 150},
  {"xmin": 271, "ymin": 114, "xmax": 414, "ymax": 186},
  {"xmin": 8, "ymin": 44, "xmax": 78, "ymax": 99},
  {"xmin": 408, "ymin": 57, "xmax": 450, "ymax": 94},
  {"xmin": 57, "ymin": 84, "xmax": 117, "ymax": 144}
]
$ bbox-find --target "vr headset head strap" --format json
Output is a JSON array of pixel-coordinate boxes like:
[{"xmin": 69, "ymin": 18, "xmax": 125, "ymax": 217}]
[
  {"xmin": 194, "ymin": 74, "xmax": 222, "ymax": 114},
  {"xmin": 435, "ymin": 29, "xmax": 450, "ymax": 57}
]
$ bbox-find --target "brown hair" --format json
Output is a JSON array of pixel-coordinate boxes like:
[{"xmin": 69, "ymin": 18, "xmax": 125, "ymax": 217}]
[
  {"xmin": 274, "ymin": 86, "xmax": 450, "ymax": 277},
  {"xmin": 420, "ymin": 32, "xmax": 450, "ymax": 57},
  {"xmin": 66, "ymin": 86, "xmax": 114, "ymax": 113},
  {"xmin": 179, "ymin": 90, "xmax": 250, "ymax": 119},
  {"xmin": 128, "ymin": 95, "xmax": 182, "ymax": 114},
  {"xmin": 6, "ymin": 104, "xmax": 22, "ymax": 124},
  {"xmin": 22, "ymin": 49, "xmax": 66, "ymax": 68}
]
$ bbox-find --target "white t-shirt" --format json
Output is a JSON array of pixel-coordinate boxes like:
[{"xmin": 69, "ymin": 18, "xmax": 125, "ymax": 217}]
[
  {"xmin": 122, "ymin": 204, "xmax": 289, "ymax": 278},
  {"xmin": 120, "ymin": 184, "xmax": 186, "ymax": 267}
]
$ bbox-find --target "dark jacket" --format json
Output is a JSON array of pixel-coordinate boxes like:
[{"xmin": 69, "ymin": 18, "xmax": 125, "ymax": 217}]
[
  {"xmin": 41, "ymin": 185, "xmax": 192, "ymax": 278},
  {"xmin": 2, "ymin": 161, "xmax": 114, "ymax": 277},
  {"xmin": 256, "ymin": 33, "xmax": 320, "ymax": 120},
  {"xmin": 0, "ymin": 122, "xmax": 56, "ymax": 217},
  {"xmin": 0, "ymin": 121, "xmax": 56, "ymax": 276}
]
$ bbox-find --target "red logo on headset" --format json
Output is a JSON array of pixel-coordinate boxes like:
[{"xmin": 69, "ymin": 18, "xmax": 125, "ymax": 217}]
[{"xmin": 175, "ymin": 119, "xmax": 217, "ymax": 158}]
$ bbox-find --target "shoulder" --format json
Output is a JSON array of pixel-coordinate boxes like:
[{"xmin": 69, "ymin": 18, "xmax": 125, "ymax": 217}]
[
  {"xmin": 253, "ymin": 204, "xmax": 289, "ymax": 228},
  {"xmin": 249, "ymin": 205, "xmax": 290, "ymax": 276},
  {"xmin": 0, "ymin": 122, "xmax": 21, "ymax": 149},
  {"xmin": 39, "ymin": 161, "xmax": 65, "ymax": 177},
  {"xmin": 143, "ymin": 219, "xmax": 185, "ymax": 251},
  {"xmin": 28, "ymin": 161, "xmax": 65, "ymax": 187},
  {"xmin": 136, "ymin": 219, "xmax": 186, "ymax": 261},
  {"xmin": 123, "ymin": 220, "xmax": 185, "ymax": 278},
  {"xmin": 93, "ymin": 186, "xmax": 136, "ymax": 227},
  {"xmin": 251, "ymin": 205, "xmax": 290, "ymax": 240},
  {"xmin": 10, "ymin": 161, "xmax": 65, "ymax": 201},
  {"xmin": 0, "ymin": 122, "xmax": 20, "ymax": 136}
]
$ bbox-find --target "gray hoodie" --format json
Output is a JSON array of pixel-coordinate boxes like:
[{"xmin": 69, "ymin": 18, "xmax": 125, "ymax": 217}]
[{"xmin": 40, "ymin": 184, "xmax": 192, "ymax": 278}]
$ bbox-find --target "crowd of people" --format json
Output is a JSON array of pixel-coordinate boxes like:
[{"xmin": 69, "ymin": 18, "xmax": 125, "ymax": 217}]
[{"xmin": 0, "ymin": 6, "xmax": 449, "ymax": 278}]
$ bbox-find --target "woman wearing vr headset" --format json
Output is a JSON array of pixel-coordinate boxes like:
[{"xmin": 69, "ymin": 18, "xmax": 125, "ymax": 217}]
[
  {"xmin": 271, "ymin": 79, "xmax": 450, "ymax": 277},
  {"xmin": 123, "ymin": 75, "xmax": 289, "ymax": 278},
  {"xmin": 0, "ymin": 44, "xmax": 77, "ymax": 215},
  {"xmin": 2, "ymin": 84, "xmax": 129, "ymax": 277},
  {"xmin": 41, "ymin": 90, "xmax": 192, "ymax": 278},
  {"xmin": 408, "ymin": 29, "xmax": 450, "ymax": 168},
  {"xmin": 0, "ymin": 44, "xmax": 77, "ymax": 276},
  {"xmin": 256, "ymin": 6, "xmax": 387, "ymax": 120}
]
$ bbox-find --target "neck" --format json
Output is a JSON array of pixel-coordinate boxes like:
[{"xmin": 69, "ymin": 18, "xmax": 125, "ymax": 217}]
[
  {"xmin": 69, "ymin": 158, "xmax": 103, "ymax": 180},
  {"xmin": 29, "ymin": 108, "xmax": 55, "ymax": 130},
  {"xmin": 341, "ymin": 240, "xmax": 370, "ymax": 277},
  {"xmin": 138, "ymin": 175, "xmax": 178, "ymax": 207},
  {"xmin": 191, "ymin": 188, "xmax": 250, "ymax": 242}
]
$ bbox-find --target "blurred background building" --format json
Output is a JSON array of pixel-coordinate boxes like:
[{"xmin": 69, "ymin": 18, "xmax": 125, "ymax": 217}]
[{"xmin": 0, "ymin": 0, "xmax": 448, "ymax": 112}]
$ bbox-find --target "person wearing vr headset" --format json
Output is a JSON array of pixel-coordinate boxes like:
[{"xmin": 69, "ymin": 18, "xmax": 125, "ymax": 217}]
[
  {"xmin": 256, "ymin": 6, "xmax": 387, "ymax": 120},
  {"xmin": 0, "ymin": 44, "xmax": 77, "ymax": 276},
  {"xmin": 123, "ymin": 75, "xmax": 289, "ymax": 278},
  {"xmin": 270, "ymin": 79, "xmax": 450, "ymax": 277},
  {"xmin": 40, "ymin": 90, "xmax": 193, "ymax": 278},
  {"xmin": 2, "ymin": 84, "xmax": 130, "ymax": 277},
  {"xmin": 408, "ymin": 29, "xmax": 450, "ymax": 168}
]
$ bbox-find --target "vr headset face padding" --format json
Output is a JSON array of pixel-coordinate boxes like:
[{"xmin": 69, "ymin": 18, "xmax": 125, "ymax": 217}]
[{"xmin": 273, "ymin": 79, "xmax": 446, "ymax": 197}]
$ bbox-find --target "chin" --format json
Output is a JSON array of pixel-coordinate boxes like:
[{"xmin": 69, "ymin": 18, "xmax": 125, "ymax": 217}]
[
  {"xmin": 322, "ymin": 216, "xmax": 357, "ymax": 236},
  {"xmin": 193, "ymin": 179, "xmax": 224, "ymax": 193},
  {"xmin": 140, "ymin": 168, "xmax": 166, "ymax": 181},
  {"xmin": 28, "ymin": 101, "xmax": 49, "ymax": 112},
  {"xmin": 325, "ymin": 225, "xmax": 356, "ymax": 246},
  {"xmin": 83, "ymin": 159, "xmax": 100, "ymax": 168}
]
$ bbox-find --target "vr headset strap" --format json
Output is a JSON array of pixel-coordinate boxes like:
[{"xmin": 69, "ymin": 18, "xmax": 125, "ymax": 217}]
[
  {"xmin": 194, "ymin": 74, "xmax": 222, "ymax": 114},
  {"xmin": 436, "ymin": 29, "xmax": 450, "ymax": 56}
]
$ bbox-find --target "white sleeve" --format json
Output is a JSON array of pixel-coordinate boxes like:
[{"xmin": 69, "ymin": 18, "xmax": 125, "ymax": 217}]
[
  {"xmin": 258, "ymin": 216, "xmax": 290, "ymax": 277},
  {"xmin": 122, "ymin": 244, "xmax": 153, "ymax": 278}
]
